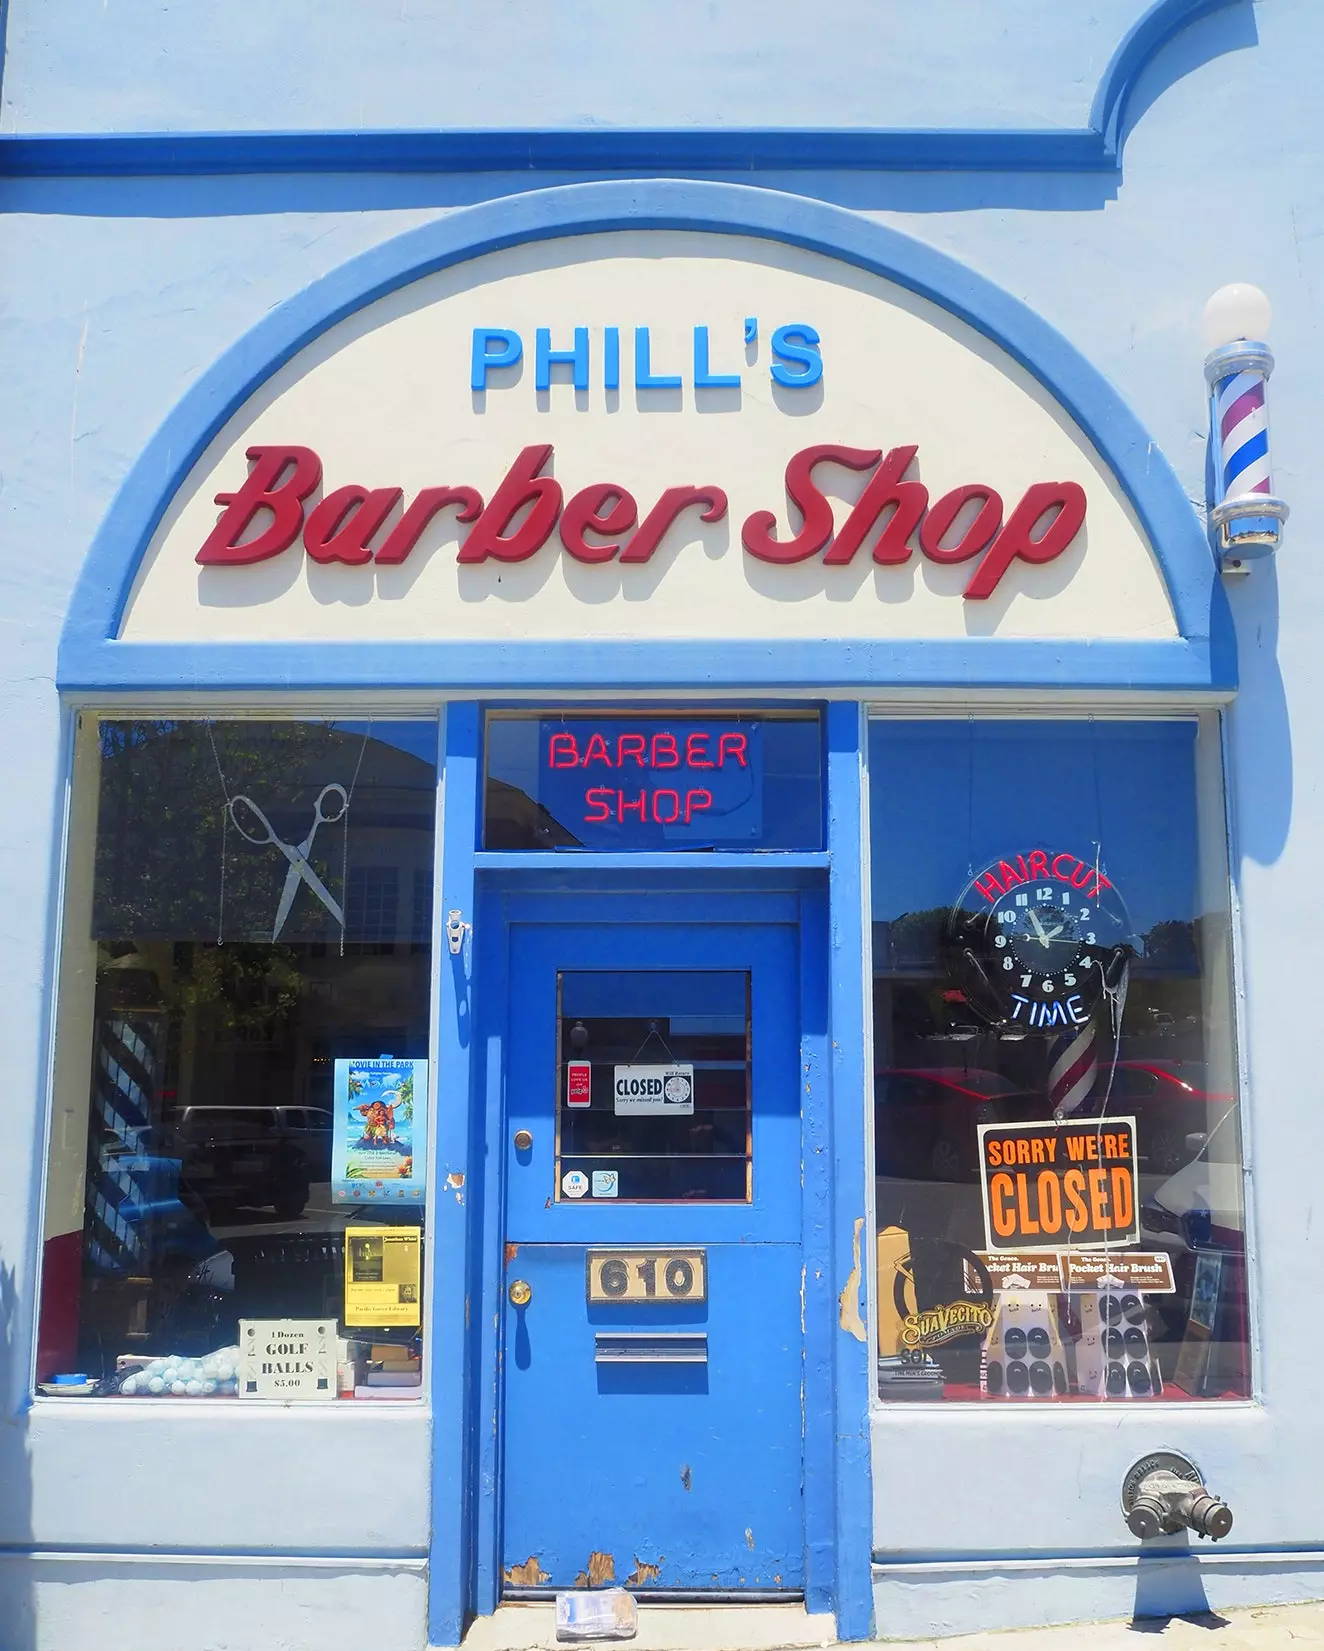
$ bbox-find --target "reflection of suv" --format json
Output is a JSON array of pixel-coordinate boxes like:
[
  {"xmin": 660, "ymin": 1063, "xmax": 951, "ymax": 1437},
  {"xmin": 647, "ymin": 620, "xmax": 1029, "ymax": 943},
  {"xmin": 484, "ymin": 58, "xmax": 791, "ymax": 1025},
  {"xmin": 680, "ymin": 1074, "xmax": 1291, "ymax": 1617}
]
[
  {"xmin": 1141, "ymin": 1107, "xmax": 1244, "ymax": 1256},
  {"xmin": 173, "ymin": 1106, "xmax": 324, "ymax": 1219},
  {"xmin": 875, "ymin": 1068, "xmax": 1040, "ymax": 1181}
]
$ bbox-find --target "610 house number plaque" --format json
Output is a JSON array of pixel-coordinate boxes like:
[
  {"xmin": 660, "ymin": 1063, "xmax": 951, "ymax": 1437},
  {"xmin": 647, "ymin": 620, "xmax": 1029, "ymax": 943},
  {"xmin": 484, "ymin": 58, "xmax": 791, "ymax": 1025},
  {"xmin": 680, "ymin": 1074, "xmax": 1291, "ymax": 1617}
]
[{"xmin": 586, "ymin": 1249, "xmax": 707, "ymax": 1305}]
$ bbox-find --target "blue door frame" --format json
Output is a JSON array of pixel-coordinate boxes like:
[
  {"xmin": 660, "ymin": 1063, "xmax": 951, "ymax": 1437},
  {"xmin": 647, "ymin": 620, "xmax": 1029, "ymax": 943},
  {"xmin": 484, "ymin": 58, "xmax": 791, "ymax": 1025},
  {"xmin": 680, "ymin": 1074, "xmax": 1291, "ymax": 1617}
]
[{"xmin": 427, "ymin": 702, "xmax": 875, "ymax": 1641}]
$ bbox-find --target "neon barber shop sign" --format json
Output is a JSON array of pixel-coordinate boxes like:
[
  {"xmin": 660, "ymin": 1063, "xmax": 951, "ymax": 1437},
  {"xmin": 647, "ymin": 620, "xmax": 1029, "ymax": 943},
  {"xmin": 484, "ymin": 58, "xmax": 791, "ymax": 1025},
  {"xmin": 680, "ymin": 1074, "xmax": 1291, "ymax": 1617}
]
[{"xmin": 483, "ymin": 715, "xmax": 824, "ymax": 851}]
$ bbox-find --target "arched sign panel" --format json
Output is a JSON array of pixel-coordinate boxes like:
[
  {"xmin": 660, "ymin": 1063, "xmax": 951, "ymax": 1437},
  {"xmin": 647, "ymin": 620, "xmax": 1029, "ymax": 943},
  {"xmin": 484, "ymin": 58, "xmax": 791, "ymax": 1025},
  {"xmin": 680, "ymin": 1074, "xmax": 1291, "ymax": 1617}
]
[
  {"xmin": 61, "ymin": 183, "xmax": 1227, "ymax": 689},
  {"xmin": 123, "ymin": 231, "xmax": 1171, "ymax": 646}
]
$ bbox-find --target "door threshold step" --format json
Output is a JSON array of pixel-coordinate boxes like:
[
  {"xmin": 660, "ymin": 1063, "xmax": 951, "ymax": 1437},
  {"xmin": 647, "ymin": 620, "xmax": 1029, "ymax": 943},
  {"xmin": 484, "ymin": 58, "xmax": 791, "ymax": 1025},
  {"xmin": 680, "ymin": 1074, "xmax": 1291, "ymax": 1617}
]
[{"xmin": 457, "ymin": 1600, "xmax": 838, "ymax": 1651}]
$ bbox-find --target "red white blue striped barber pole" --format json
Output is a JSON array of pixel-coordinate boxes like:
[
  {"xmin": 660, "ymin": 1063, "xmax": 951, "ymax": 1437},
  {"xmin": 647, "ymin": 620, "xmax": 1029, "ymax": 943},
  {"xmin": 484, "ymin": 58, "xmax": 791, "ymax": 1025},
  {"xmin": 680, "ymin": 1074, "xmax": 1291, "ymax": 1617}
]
[
  {"xmin": 1216, "ymin": 369, "xmax": 1272, "ymax": 500},
  {"xmin": 1202, "ymin": 285, "xmax": 1288, "ymax": 559},
  {"xmin": 1049, "ymin": 1017, "xmax": 1098, "ymax": 1119}
]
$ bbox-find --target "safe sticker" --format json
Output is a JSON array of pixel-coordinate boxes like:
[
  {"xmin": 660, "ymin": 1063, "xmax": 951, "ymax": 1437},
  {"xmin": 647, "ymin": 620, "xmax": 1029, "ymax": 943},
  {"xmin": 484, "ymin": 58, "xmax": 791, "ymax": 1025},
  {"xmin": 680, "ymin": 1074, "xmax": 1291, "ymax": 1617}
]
[
  {"xmin": 562, "ymin": 1170, "xmax": 589, "ymax": 1199},
  {"xmin": 613, "ymin": 1063, "xmax": 694, "ymax": 1116}
]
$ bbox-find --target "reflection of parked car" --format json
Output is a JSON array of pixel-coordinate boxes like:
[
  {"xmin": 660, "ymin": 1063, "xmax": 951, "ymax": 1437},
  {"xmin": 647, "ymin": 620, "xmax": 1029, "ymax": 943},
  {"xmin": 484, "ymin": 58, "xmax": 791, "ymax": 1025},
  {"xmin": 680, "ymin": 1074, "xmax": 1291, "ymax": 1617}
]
[
  {"xmin": 1141, "ymin": 1107, "xmax": 1244, "ymax": 1256},
  {"xmin": 876, "ymin": 1060, "xmax": 1235, "ymax": 1184},
  {"xmin": 1108, "ymin": 1062, "xmax": 1234, "ymax": 1174},
  {"xmin": 91, "ymin": 1126, "xmax": 218, "ymax": 1269},
  {"xmin": 1140, "ymin": 1107, "xmax": 1246, "ymax": 1363},
  {"xmin": 875, "ymin": 1068, "xmax": 1040, "ymax": 1181},
  {"xmin": 173, "ymin": 1105, "xmax": 322, "ymax": 1219}
]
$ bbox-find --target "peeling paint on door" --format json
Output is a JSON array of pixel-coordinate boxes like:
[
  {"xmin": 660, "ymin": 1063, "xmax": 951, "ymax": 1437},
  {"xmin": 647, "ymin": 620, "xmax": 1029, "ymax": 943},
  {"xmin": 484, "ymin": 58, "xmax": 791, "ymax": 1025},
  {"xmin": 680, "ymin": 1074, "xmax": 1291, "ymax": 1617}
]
[
  {"xmin": 838, "ymin": 1215, "xmax": 866, "ymax": 1342},
  {"xmin": 627, "ymin": 1557, "xmax": 663, "ymax": 1585},
  {"xmin": 586, "ymin": 1551, "xmax": 615, "ymax": 1587},
  {"xmin": 504, "ymin": 1556, "xmax": 550, "ymax": 1586},
  {"xmin": 680, "ymin": 1464, "xmax": 691, "ymax": 1492}
]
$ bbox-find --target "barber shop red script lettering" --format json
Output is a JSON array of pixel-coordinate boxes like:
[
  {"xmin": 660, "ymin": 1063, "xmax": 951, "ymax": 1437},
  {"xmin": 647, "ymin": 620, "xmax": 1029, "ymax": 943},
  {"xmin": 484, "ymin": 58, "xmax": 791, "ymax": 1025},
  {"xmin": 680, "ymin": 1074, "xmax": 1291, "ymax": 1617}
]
[{"xmin": 194, "ymin": 442, "xmax": 1088, "ymax": 600}]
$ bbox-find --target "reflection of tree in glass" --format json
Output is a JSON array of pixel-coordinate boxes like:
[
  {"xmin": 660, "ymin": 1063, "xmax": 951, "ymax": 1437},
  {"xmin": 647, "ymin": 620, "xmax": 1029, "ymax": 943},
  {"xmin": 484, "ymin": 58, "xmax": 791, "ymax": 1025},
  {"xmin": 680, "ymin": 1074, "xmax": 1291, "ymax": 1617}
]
[
  {"xmin": 166, "ymin": 942, "xmax": 303, "ymax": 1036},
  {"xmin": 95, "ymin": 720, "xmax": 350, "ymax": 943},
  {"xmin": 397, "ymin": 1073, "xmax": 414, "ymax": 1123}
]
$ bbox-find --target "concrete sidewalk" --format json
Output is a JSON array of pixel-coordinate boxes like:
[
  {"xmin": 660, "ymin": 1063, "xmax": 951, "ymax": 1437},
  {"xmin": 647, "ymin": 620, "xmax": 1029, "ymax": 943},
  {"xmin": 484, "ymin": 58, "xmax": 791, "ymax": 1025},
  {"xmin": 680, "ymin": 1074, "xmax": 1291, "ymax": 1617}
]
[
  {"xmin": 890, "ymin": 1601, "xmax": 1324, "ymax": 1649},
  {"xmin": 457, "ymin": 1599, "xmax": 1324, "ymax": 1651}
]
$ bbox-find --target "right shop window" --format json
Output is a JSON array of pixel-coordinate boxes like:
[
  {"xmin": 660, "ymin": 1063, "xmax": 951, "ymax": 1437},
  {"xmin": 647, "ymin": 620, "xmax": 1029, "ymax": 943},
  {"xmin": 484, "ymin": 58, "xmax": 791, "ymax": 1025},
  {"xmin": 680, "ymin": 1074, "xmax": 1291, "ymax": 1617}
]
[{"xmin": 870, "ymin": 717, "xmax": 1250, "ymax": 1404}]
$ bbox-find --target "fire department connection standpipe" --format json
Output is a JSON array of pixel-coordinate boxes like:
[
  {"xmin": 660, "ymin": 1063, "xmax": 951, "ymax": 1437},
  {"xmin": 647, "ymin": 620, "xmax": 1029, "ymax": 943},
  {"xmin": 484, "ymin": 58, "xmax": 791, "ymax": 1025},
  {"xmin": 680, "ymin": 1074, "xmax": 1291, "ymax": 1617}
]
[{"xmin": 1121, "ymin": 1451, "xmax": 1234, "ymax": 1540}]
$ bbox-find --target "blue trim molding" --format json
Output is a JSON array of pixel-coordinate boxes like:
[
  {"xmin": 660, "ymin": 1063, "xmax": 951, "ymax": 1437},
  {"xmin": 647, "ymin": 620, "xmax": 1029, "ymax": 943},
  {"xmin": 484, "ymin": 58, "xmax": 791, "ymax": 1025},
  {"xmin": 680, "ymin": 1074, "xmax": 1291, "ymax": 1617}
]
[
  {"xmin": 0, "ymin": 2, "xmax": 1244, "ymax": 180},
  {"xmin": 57, "ymin": 177, "xmax": 1234, "ymax": 696}
]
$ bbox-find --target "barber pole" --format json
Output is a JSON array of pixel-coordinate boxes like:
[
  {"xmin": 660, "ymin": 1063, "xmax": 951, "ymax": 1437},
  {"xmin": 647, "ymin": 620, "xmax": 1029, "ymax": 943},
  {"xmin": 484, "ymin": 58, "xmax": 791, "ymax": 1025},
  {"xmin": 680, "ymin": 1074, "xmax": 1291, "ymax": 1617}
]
[
  {"xmin": 1049, "ymin": 1017, "xmax": 1099, "ymax": 1119},
  {"xmin": 1202, "ymin": 283, "xmax": 1289, "ymax": 559}
]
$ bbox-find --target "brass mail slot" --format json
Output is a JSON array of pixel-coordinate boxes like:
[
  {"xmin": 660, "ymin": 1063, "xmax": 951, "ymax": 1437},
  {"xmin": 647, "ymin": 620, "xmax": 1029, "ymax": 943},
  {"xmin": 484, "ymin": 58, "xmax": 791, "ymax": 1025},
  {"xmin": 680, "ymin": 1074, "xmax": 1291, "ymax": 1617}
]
[{"xmin": 586, "ymin": 1248, "xmax": 707, "ymax": 1305}]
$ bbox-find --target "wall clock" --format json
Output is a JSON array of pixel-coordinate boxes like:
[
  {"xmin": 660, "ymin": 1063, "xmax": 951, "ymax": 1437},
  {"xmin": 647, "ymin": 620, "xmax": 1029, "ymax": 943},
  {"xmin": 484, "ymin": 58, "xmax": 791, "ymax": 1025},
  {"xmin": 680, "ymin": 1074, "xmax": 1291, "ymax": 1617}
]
[{"xmin": 946, "ymin": 848, "xmax": 1134, "ymax": 1031}]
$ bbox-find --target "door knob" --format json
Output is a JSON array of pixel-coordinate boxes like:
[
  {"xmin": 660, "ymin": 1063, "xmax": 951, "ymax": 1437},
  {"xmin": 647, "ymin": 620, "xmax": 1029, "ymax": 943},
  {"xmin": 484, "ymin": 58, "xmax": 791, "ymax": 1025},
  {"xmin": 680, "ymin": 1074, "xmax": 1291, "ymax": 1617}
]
[
  {"xmin": 508, "ymin": 1279, "xmax": 532, "ymax": 1307},
  {"xmin": 513, "ymin": 1129, "xmax": 533, "ymax": 1152}
]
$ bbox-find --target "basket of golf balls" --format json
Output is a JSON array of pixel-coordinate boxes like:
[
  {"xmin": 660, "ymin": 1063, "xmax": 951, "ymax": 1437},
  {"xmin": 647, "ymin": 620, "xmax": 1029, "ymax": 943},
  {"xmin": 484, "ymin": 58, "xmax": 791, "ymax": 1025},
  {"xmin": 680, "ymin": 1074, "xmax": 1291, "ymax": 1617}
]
[{"xmin": 118, "ymin": 1345, "xmax": 241, "ymax": 1397}]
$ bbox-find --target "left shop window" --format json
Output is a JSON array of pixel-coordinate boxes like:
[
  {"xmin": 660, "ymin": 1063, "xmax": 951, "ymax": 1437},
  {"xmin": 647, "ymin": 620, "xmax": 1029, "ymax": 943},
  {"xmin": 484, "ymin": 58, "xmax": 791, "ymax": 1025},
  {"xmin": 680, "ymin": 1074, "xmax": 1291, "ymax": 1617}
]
[{"xmin": 37, "ymin": 717, "xmax": 438, "ymax": 1402}]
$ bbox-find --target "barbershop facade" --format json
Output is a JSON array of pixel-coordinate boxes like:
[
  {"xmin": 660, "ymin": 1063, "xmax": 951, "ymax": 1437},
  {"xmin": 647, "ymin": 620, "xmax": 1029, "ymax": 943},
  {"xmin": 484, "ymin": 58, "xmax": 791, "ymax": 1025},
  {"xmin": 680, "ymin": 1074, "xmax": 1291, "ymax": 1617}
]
[{"xmin": 3, "ymin": 4, "xmax": 1322, "ymax": 1649}]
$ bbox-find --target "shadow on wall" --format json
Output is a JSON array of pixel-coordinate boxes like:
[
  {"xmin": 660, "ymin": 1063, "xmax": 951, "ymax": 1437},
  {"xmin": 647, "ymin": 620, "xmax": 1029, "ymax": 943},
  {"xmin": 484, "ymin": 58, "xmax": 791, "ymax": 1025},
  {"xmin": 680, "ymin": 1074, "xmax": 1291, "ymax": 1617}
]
[
  {"xmin": 0, "ymin": 1259, "xmax": 36, "ymax": 1651},
  {"xmin": 1132, "ymin": 1548, "xmax": 1216, "ymax": 1625},
  {"xmin": 1226, "ymin": 561, "xmax": 1292, "ymax": 869}
]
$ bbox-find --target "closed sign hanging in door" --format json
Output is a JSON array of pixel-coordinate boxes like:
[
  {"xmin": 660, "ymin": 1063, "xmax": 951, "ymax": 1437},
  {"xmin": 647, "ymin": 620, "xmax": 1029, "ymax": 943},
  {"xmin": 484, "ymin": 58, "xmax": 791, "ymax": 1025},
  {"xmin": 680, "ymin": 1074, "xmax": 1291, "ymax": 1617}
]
[{"xmin": 613, "ymin": 1064, "xmax": 694, "ymax": 1115}]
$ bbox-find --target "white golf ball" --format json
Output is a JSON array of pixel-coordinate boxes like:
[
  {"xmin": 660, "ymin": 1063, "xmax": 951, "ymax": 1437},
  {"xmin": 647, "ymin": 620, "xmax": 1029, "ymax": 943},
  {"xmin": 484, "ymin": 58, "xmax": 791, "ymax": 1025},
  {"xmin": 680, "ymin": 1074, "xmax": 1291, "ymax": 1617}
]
[
  {"xmin": 171, "ymin": 1381, "xmax": 187, "ymax": 1396},
  {"xmin": 148, "ymin": 1377, "xmax": 165, "ymax": 1394}
]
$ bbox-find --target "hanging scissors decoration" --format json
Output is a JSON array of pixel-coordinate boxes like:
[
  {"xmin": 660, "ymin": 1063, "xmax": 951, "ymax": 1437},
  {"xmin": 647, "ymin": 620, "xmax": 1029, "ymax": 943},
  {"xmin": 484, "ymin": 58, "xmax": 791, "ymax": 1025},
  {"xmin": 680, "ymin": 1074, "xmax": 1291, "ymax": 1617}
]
[{"xmin": 228, "ymin": 783, "xmax": 349, "ymax": 942}]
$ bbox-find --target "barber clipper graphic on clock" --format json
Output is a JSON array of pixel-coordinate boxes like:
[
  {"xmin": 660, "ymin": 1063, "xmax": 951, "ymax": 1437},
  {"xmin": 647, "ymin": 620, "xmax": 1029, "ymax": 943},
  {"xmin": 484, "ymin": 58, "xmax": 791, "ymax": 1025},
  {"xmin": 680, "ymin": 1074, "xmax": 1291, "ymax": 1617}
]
[{"xmin": 946, "ymin": 847, "xmax": 1136, "ymax": 1117}]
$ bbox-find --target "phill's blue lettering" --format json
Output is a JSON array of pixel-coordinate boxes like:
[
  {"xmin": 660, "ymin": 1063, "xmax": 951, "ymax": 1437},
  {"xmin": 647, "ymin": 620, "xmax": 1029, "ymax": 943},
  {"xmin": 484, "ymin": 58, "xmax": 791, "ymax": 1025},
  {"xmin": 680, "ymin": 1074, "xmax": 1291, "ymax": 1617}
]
[{"xmin": 770, "ymin": 324, "xmax": 823, "ymax": 388}]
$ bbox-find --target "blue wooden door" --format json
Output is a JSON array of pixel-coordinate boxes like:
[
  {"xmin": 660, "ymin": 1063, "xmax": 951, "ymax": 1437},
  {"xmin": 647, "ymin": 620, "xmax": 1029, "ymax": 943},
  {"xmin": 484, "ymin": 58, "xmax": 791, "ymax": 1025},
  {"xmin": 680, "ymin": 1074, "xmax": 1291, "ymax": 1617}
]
[{"xmin": 500, "ymin": 904, "xmax": 804, "ymax": 1594}]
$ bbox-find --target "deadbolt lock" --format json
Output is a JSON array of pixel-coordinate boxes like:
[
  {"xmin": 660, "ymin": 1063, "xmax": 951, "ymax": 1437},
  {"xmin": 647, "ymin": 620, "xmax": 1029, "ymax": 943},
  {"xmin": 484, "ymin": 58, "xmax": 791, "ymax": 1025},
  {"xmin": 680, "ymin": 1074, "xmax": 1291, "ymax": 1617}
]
[
  {"xmin": 508, "ymin": 1279, "xmax": 533, "ymax": 1307},
  {"xmin": 513, "ymin": 1129, "xmax": 533, "ymax": 1152}
]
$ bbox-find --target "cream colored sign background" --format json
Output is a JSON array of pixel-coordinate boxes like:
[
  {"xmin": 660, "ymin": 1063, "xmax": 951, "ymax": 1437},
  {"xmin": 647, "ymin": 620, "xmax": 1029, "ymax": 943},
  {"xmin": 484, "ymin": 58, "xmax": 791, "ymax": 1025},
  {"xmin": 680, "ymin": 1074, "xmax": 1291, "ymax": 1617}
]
[{"xmin": 121, "ymin": 232, "xmax": 1177, "ymax": 644}]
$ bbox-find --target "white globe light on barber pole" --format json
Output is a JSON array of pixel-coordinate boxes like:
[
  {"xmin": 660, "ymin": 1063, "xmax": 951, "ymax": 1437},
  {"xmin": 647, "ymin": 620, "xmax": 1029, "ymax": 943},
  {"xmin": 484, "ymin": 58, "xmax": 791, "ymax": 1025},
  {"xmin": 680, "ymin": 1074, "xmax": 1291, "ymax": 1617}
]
[{"xmin": 1202, "ymin": 283, "xmax": 1288, "ymax": 561}]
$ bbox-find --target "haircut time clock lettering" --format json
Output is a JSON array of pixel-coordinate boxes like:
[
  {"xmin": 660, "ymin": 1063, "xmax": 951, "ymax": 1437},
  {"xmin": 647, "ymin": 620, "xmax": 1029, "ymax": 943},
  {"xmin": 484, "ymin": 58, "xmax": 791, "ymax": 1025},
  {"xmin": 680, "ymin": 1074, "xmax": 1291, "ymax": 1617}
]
[{"xmin": 947, "ymin": 849, "xmax": 1133, "ymax": 1030}]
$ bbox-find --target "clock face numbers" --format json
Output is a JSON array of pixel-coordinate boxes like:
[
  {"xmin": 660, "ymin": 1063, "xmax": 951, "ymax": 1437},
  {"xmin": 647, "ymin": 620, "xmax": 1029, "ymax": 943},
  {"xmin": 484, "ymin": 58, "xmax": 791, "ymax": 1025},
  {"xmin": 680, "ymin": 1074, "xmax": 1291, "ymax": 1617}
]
[{"xmin": 948, "ymin": 850, "xmax": 1133, "ymax": 1031}]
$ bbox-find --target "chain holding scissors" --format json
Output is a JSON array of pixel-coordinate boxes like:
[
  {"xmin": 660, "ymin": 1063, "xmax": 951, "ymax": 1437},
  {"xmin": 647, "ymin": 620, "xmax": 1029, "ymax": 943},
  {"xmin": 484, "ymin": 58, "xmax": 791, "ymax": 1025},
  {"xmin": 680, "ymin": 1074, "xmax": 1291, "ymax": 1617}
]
[{"xmin": 228, "ymin": 783, "xmax": 349, "ymax": 941}]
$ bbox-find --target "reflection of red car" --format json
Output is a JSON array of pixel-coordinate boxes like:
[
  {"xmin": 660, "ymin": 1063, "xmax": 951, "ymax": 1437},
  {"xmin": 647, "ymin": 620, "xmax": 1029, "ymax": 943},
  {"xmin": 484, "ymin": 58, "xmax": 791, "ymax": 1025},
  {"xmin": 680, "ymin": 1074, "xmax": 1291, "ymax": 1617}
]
[
  {"xmin": 1107, "ymin": 1062, "xmax": 1235, "ymax": 1174},
  {"xmin": 875, "ymin": 1060, "xmax": 1234, "ymax": 1184},
  {"xmin": 875, "ymin": 1068, "xmax": 1039, "ymax": 1182}
]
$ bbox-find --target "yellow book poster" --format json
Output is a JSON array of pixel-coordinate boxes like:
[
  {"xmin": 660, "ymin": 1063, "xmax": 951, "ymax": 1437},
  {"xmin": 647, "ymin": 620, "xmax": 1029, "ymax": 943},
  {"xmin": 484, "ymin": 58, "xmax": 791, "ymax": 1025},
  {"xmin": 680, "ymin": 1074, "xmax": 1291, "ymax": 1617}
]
[{"xmin": 344, "ymin": 1226, "xmax": 422, "ymax": 1327}]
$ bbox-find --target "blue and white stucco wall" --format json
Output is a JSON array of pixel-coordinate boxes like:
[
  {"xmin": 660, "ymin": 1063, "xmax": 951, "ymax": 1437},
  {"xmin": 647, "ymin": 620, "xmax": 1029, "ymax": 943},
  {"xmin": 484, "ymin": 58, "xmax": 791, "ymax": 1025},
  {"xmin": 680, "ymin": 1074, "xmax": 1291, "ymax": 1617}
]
[{"xmin": 1, "ymin": 3, "xmax": 1321, "ymax": 1648}]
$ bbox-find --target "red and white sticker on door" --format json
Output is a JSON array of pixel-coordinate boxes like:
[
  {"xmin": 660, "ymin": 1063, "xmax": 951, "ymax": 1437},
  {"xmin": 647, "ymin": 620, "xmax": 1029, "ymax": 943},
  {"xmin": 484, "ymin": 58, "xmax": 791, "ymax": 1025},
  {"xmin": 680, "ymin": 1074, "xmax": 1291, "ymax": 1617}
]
[{"xmin": 566, "ymin": 1062, "xmax": 592, "ymax": 1108}]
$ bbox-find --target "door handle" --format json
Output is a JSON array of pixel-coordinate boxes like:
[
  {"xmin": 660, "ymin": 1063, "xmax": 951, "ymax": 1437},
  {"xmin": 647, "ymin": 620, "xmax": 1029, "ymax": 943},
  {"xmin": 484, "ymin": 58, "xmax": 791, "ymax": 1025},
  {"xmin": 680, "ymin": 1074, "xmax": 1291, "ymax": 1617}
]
[{"xmin": 508, "ymin": 1279, "xmax": 532, "ymax": 1307}]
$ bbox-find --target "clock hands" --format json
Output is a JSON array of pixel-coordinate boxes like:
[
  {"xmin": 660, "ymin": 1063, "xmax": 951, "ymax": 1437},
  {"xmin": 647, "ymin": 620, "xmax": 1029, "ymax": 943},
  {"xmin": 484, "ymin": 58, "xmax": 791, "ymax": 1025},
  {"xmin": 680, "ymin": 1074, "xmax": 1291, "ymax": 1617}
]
[{"xmin": 1027, "ymin": 909, "xmax": 1067, "ymax": 947}]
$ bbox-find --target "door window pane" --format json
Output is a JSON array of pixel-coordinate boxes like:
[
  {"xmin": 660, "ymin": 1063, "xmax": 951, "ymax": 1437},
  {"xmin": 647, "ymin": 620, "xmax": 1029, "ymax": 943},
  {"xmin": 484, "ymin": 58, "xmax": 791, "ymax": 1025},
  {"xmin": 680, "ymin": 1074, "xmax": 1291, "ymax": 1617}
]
[
  {"xmin": 555, "ymin": 971, "xmax": 751, "ymax": 1202},
  {"xmin": 869, "ymin": 719, "xmax": 1250, "ymax": 1404},
  {"xmin": 38, "ymin": 718, "xmax": 437, "ymax": 1402}
]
